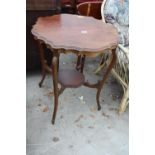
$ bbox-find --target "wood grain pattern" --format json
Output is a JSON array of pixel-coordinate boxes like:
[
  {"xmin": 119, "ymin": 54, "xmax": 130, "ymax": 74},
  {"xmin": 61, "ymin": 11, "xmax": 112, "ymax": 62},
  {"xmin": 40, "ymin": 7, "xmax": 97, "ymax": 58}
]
[
  {"xmin": 31, "ymin": 14, "xmax": 118, "ymax": 56},
  {"xmin": 58, "ymin": 69, "xmax": 85, "ymax": 88}
]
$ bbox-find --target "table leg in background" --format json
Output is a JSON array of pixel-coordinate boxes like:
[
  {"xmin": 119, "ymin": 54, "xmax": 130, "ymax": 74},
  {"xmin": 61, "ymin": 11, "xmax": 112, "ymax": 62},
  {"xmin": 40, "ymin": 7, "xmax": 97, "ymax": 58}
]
[{"xmin": 37, "ymin": 40, "xmax": 52, "ymax": 87}]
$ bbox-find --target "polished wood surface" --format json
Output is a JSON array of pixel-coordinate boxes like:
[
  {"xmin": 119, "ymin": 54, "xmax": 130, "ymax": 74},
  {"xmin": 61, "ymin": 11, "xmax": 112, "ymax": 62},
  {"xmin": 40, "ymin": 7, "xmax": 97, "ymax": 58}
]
[
  {"xmin": 32, "ymin": 14, "xmax": 118, "ymax": 56},
  {"xmin": 58, "ymin": 69, "xmax": 85, "ymax": 88}
]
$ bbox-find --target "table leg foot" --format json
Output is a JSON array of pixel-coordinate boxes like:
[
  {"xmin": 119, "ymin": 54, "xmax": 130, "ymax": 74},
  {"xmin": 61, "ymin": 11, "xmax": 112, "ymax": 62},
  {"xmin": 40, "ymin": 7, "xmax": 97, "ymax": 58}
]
[
  {"xmin": 52, "ymin": 105, "xmax": 57, "ymax": 124},
  {"xmin": 51, "ymin": 119, "xmax": 55, "ymax": 125},
  {"xmin": 39, "ymin": 72, "xmax": 46, "ymax": 87},
  {"xmin": 98, "ymin": 106, "xmax": 101, "ymax": 111},
  {"xmin": 39, "ymin": 83, "xmax": 41, "ymax": 88},
  {"xmin": 96, "ymin": 88, "xmax": 101, "ymax": 110}
]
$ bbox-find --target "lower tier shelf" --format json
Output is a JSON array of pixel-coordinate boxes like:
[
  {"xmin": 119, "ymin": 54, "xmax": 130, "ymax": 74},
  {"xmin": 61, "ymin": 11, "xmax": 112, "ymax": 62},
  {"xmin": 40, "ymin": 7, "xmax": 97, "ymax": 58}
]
[{"xmin": 58, "ymin": 69, "xmax": 85, "ymax": 88}]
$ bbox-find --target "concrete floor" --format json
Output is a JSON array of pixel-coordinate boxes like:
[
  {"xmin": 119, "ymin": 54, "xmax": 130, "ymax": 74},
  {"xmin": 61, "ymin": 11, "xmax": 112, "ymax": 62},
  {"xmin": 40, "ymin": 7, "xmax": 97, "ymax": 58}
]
[{"xmin": 26, "ymin": 54, "xmax": 129, "ymax": 155}]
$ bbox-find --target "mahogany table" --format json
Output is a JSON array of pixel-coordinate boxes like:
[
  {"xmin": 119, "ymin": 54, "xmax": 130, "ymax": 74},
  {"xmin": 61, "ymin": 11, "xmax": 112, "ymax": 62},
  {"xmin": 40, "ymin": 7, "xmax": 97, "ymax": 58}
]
[{"xmin": 31, "ymin": 14, "xmax": 118, "ymax": 124}]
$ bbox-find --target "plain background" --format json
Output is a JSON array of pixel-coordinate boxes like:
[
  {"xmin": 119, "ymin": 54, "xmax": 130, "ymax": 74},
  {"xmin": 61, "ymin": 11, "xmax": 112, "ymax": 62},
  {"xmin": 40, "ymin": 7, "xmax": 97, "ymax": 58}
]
[{"xmin": 0, "ymin": 0, "xmax": 155, "ymax": 154}]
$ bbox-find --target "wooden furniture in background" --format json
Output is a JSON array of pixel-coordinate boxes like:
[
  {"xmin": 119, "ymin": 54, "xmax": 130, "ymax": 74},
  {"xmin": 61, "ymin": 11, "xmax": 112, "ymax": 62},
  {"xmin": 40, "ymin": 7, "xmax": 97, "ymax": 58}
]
[
  {"xmin": 31, "ymin": 14, "xmax": 118, "ymax": 124},
  {"xmin": 77, "ymin": 1, "xmax": 102, "ymax": 19},
  {"xmin": 61, "ymin": 0, "xmax": 102, "ymax": 14},
  {"xmin": 27, "ymin": 0, "xmax": 57, "ymax": 11}
]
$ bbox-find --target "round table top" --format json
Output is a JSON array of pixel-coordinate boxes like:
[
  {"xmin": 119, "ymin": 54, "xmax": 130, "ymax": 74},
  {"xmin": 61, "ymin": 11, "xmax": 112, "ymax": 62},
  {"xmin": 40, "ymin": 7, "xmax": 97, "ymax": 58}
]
[{"xmin": 32, "ymin": 14, "xmax": 118, "ymax": 55}]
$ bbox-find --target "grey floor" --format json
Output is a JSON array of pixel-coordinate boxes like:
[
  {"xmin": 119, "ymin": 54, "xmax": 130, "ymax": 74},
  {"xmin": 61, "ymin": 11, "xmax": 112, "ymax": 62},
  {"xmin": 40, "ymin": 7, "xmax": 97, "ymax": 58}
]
[{"xmin": 26, "ymin": 54, "xmax": 129, "ymax": 155}]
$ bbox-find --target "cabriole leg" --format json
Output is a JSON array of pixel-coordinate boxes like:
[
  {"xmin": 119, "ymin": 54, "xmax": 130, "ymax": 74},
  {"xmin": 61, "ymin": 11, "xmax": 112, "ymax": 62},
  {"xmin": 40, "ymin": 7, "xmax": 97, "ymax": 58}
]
[
  {"xmin": 96, "ymin": 48, "xmax": 117, "ymax": 110},
  {"xmin": 51, "ymin": 55, "xmax": 59, "ymax": 124}
]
